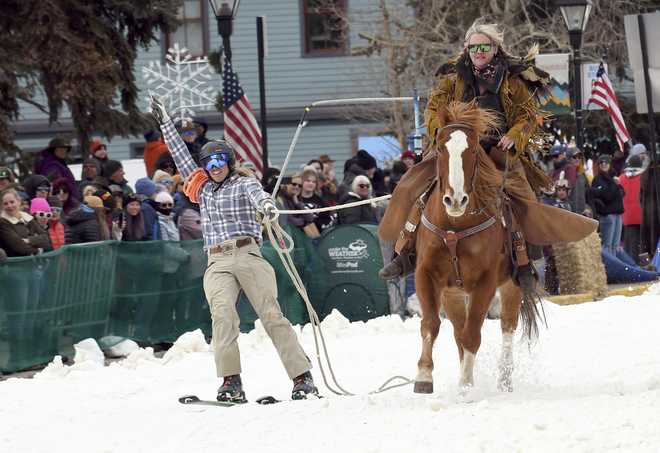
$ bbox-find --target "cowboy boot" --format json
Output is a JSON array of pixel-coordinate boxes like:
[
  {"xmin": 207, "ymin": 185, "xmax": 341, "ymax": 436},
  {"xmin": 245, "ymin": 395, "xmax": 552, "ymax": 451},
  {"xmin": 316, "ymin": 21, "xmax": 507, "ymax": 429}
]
[
  {"xmin": 510, "ymin": 231, "xmax": 539, "ymax": 295},
  {"xmin": 379, "ymin": 248, "xmax": 417, "ymax": 280}
]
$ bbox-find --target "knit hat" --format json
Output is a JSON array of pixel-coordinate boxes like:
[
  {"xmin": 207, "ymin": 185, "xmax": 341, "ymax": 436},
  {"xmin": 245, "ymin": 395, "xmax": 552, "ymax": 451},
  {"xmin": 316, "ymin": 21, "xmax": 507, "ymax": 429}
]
[
  {"xmin": 84, "ymin": 195, "xmax": 103, "ymax": 209},
  {"xmin": 90, "ymin": 139, "xmax": 106, "ymax": 154},
  {"xmin": 102, "ymin": 160, "xmax": 123, "ymax": 178},
  {"xmin": 400, "ymin": 150, "xmax": 416, "ymax": 161},
  {"xmin": 135, "ymin": 177, "xmax": 157, "ymax": 199},
  {"xmin": 47, "ymin": 196, "xmax": 63, "ymax": 209},
  {"xmin": 30, "ymin": 197, "xmax": 51, "ymax": 214},
  {"xmin": 123, "ymin": 193, "xmax": 140, "ymax": 206},
  {"xmin": 355, "ymin": 149, "xmax": 377, "ymax": 170},
  {"xmin": 144, "ymin": 130, "xmax": 161, "ymax": 142},
  {"xmin": 152, "ymin": 169, "xmax": 174, "ymax": 186},
  {"xmin": 82, "ymin": 157, "xmax": 101, "ymax": 172},
  {"xmin": 630, "ymin": 143, "xmax": 647, "ymax": 157},
  {"xmin": 94, "ymin": 189, "xmax": 114, "ymax": 210},
  {"xmin": 0, "ymin": 166, "xmax": 13, "ymax": 181},
  {"xmin": 154, "ymin": 191, "xmax": 174, "ymax": 204}
]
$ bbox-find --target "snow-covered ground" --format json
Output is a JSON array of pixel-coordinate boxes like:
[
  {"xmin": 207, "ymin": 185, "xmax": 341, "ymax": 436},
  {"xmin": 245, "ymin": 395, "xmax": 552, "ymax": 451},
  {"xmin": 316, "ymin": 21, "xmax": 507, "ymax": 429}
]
[{"xmin": 2, "ymin": 285, "xmax": 660, "ymax": 453}]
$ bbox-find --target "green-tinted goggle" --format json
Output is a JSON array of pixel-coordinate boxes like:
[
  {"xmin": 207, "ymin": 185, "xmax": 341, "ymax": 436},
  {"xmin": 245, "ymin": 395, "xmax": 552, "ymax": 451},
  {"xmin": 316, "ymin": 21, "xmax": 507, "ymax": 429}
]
[{"xmin": 468, "ymin": 43, "xmax": 492, "ymax": 54}]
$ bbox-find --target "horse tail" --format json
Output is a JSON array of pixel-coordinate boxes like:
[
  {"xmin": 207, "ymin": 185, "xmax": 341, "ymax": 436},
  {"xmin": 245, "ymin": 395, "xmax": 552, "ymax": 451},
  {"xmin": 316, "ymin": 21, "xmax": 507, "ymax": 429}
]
[{"xmin": 519, "ymin": 290, "xmax": 546, "ymax": 342}]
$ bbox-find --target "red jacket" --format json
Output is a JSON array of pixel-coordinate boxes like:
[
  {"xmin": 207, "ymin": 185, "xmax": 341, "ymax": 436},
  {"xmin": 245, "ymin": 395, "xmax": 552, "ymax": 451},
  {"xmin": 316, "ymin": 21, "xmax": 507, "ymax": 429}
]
[
  {"xmin": 48, "ymin": 220, "xmax": 66, "ymax": 250},
  {"xmin": 619, "ymin": 173, "xmax": 642, "ymax": 225}
]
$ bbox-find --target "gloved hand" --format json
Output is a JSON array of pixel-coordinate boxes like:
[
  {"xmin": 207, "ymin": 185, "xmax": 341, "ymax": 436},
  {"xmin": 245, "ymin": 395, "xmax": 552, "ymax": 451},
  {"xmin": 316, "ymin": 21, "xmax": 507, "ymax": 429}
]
[
  {"xmin": 150, "ymin": 95, "xmax": 170, "ymax": 124},
  {"xmin": 261, "ymin": 199, "xmax": 279, "ymax": 223}
]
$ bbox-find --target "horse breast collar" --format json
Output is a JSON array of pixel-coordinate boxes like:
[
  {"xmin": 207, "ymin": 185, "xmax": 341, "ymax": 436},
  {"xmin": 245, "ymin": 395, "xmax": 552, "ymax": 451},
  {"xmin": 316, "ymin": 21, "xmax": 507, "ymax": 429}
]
[{"xmin": 420, "ymin": 213, "xmax": 496, "ymax": 288}]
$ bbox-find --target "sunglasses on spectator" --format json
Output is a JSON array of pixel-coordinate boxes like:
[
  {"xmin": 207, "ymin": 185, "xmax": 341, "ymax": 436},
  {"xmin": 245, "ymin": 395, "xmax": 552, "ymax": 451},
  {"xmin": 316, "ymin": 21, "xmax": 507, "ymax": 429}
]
[
  {"xmin": 181, "ymin": 130, "xmax": 197, "ymax": 137},
  {"xmin": 34, "ymin": 211, "xmax": 53, "ymax": 219},
  {"xmin": 358, "ymin": 184, "xmax": 371, "ymax": 189},
  {"xmin": 51, "ymin": 207, "xmax": 62, "ymax": 214},
  {"xmin": 161, "ymin": 179, "xmax": 174, "ymax": 186},
  {"xmin": 159, "ymin": 202, "xmax": 174, "ymax": 208},
  {"xmin": 468, "ymin": 43, "xmax": 492, "ymax": 53},
  {"xmin": 289, "ymin": 182, "xmax": 302, "ymax": 188},
  {"xmin": 36, "ymin": 186, "xmax": 50, "ymax": 192}
]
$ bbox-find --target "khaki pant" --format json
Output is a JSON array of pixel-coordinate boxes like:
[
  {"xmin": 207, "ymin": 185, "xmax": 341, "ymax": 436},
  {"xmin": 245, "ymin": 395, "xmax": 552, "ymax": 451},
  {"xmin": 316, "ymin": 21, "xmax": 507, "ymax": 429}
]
[{"xmin": 203, "ymin": 237, "xmax": 311, "ymax": 379}]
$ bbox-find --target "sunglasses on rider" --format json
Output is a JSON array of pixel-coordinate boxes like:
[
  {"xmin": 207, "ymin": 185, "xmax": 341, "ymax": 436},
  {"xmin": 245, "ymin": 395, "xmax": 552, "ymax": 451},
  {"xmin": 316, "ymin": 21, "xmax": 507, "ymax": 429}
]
[
  {"xmin": 34, "ymin": 211, "xmax": 53, "ymax": 219},
  {"xmin": 468, "ymin": 43, "xmax": 492, "ymax": 54},
  {"xmin": 204, "ymin": 153, "xmax": 231, "ymax": 172}
]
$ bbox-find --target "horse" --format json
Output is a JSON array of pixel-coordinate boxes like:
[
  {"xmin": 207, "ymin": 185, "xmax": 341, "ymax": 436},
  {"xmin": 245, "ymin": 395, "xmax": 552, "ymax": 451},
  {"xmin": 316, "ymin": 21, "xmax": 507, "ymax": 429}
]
[{"xmin": 413, "ymin": 101, "xmax": 543, "ymax": 394}]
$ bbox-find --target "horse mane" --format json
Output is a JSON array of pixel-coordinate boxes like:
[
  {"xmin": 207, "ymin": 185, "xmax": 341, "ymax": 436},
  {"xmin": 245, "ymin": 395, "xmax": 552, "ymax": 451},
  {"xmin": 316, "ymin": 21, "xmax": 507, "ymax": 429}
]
[
  {"xmin": 438, "ymin": 102, "xmax": 505, "ymax": 216},
  {"xmin": 442, "ymin": 101, "xmax": 501, "ymax": 139}
]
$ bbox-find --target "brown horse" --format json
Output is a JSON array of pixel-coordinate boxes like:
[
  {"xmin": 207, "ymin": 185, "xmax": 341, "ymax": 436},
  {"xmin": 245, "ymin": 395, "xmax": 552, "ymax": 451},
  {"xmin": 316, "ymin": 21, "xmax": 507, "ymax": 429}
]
[{"xmin": 413, "ymin": 101, "xmax": 542, "ymax": 394}]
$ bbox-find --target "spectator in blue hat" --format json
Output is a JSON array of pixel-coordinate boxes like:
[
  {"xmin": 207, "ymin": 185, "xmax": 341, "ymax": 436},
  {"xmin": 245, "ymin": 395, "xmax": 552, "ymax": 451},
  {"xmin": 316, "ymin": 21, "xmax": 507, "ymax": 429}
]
[{"xmin": 135, "ymin": 177, "xmax": 159, "ymax": 240}]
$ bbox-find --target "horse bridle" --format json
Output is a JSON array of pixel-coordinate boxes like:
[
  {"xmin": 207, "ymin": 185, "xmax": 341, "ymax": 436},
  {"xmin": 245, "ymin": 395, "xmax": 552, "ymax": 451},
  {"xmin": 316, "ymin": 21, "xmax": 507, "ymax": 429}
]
[{"xmin": 421, "ymin": 122, "xmax": 497, "ymax": 288}]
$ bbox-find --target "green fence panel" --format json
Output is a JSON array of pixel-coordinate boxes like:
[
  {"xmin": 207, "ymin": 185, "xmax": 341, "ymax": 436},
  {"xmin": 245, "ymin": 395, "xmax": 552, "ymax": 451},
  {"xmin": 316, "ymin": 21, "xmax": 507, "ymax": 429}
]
[
  {"xmin": 308, "ymin": 224, "xmax": 390, "ymax": 321},
  {"xmin": 110, "ymin": 240, "xmax": 210, "ymax": 343},
  {"xmin": 0, "ymin": 242, "xmax": 116, "ymax": 373},
  {"xmin": 0, "ymin": 225, "xmax": 390, "ymax": 373}
]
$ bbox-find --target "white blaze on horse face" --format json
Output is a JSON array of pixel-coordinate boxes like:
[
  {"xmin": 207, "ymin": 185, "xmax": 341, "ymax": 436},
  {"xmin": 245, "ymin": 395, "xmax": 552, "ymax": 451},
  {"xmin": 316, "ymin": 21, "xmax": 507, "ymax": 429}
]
[{"xmin": 444, "ymin": 130, "xmax": 470, "ymax": 215}]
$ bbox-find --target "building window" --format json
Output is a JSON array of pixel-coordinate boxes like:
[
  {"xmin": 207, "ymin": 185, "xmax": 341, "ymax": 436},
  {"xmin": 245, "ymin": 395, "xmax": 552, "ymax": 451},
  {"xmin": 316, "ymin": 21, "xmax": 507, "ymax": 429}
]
[
  {"xmin": 166, "ymin": 0, "xmax": 209, "ymax": 57},
  {"xmin": 301, "ymin": 0, "xmax": 348, "ymax": 57}
]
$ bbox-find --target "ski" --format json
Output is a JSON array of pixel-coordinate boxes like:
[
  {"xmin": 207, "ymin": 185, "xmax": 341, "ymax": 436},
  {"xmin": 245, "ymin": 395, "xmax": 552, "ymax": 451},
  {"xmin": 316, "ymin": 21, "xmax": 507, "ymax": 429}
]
[{"xmin": 178, "ymin": 394, "xmax": 282, "ymax": 407}]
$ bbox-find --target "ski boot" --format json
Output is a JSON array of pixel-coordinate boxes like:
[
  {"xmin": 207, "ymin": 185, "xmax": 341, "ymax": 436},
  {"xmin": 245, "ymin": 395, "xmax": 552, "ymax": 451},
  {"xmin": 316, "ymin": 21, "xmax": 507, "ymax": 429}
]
[
  {"xmin": 217, "ymin": 374, "xmax": 247, "ymax": 403},
  {"xmin": 291, "ymin": 371, "xmax": 319, "ymax": 400}
]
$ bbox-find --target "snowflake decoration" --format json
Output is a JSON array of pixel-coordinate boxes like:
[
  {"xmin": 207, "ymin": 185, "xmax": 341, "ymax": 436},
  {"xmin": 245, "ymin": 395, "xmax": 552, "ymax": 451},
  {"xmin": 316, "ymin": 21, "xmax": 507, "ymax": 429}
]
[{"xmin": 142, "ymin": 43, "xmax": 216, "ymax": 124}]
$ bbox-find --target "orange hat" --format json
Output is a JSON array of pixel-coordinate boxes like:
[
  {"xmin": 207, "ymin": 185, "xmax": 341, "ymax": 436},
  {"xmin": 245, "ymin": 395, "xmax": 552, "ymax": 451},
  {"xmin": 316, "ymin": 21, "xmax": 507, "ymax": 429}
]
[{"xmin": 90, "ymin": 139, "xmax": 106, "ymax": 154}]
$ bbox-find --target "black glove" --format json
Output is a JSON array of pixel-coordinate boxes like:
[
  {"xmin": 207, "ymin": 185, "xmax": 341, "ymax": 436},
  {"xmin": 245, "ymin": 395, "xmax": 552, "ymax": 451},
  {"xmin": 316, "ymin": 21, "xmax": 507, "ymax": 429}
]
[{"xmin": 150, "ymin": 95, "xmax": 170, "ymax": 124}]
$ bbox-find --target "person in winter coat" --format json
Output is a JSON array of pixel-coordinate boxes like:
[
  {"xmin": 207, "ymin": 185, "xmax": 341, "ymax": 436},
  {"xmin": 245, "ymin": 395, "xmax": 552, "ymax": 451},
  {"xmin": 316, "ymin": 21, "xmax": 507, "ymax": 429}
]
[
  {"xmin": 154, "ymin": 191, "xmax": 179, "ymax": 241},
  {"xmin": 51, "ymin": 176, "xmax": 80, "ymax": 217},
  {"xmin": 89, "ymin": 139, "xmax": 109, "ymax": 170},
  {"xmin": 135, "ymin": 177, "xmax": 160, "ymax": 240},
  {"xmin": 339, "ymin": 149, "xmax": 377, "ymax": 200},
  {"xmin": 566, "ymin": 148, "xmax": 592, "ymax": 217},
  {"xmin": 337, "ymin": 175, "xmax": 378, "ymax": 225},
  {"xmin": 154, "ymin": 152, "xmax": 177, "ymax": 176},
  {"xmin": 619, "ymin": 155, "xmax": 645, "ymax": 263},
  {"xmin": 79, "ymin": 157, "xmax": 101, "ymax": 190},
  {"xmin": 64, "ymin": 196, "xmax": 105, "ymax": 244},
  {"xmin": 0, "ymin": 166, "xmax": 19, "ymax": 194},
  {"xmin": 22, "ymin": 174, "xmax": 51, "ymax": 200},
  {"xmin": 101, "ymin": 160, "xmax": 134, "ymax": 198},
  {"xmin": 276, "ymin": 174, "xmax": 315, "ymax": 230},
  {"xmin": 122, "ymin": 194, "xmax": 148, "ymax": 241},
  {"xmin": 0, "ymin": 189, "xmax": 52, "ymax": 256},
  {"xmin": 46, "ymin": 196, "xmax": 65, "ymax": 250},
  {"xmin": 143, "ymin": 130, "xmax": 169, "ymax": 178},
  {"xmin": 591, "ymin": 154, "xmax": 625, "ymax": 254},
  {"xmin": 299, "ymin": 168, "xmax": 334, "ymax": 232},
  {"xmin": 176, "ymin": 193, "xmax": 203, "ymax": 240},
  {"xmin": 34, "ymin": 137, "xmax": 76, "ymax": 189}
]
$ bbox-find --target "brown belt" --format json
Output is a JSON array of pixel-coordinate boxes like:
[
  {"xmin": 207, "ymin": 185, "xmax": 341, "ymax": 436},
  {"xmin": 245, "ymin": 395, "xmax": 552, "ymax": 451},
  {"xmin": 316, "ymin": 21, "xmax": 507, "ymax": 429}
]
[{"xmin": 208, "ymin": 237, "xmax": 254, "ymax": 255}]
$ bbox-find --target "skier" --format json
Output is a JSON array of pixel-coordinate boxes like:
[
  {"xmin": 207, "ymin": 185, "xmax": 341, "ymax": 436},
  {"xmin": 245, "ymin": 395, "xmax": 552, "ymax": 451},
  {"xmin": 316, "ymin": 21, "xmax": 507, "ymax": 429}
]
[{"xmin": 150, "ymin": 96, "xmax": 318, "ymax": 403}]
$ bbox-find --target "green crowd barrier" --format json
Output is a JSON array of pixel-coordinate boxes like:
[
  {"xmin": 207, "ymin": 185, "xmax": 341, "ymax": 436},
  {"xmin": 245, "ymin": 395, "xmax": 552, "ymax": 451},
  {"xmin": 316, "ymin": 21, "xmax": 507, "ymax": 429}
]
[{"xmin": 0, "ymin": 224, "xmax": 389, "ymax": 373}]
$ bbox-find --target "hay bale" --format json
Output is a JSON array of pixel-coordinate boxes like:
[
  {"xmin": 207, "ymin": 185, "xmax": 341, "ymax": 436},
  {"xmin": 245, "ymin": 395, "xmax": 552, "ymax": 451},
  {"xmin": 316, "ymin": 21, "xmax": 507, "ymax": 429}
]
[{"xmin": 552, "ymin": 232, "xmax": 608, "ymax": 297}]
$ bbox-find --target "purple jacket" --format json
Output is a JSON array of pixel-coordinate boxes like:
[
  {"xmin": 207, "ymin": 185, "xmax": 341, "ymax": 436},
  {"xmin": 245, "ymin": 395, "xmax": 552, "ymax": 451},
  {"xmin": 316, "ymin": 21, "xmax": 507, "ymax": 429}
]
[{"xmin": 34, "ymin": 150, "xmax": 76, "ymax": 188}]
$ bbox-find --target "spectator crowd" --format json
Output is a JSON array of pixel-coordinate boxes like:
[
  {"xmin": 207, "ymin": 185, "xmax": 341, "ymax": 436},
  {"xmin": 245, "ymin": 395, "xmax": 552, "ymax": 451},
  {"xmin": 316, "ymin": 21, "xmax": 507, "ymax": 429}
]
[{"xmin": 0, "ymin": 118, "xmax": 656, "ymax": 302}]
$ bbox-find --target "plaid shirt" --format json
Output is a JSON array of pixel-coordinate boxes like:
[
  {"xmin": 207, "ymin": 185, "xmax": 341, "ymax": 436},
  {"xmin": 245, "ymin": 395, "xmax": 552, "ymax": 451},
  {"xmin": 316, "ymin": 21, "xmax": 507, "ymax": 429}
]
[{"xmin": 161, "ymin": 119, "xmax": 270, "ymax": 249}]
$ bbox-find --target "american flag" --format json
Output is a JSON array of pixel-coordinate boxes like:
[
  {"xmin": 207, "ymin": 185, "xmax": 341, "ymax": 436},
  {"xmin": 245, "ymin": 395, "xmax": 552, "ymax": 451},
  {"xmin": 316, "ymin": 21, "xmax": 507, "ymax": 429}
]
[
  {"xmin": 223, "ymin": 57, "xmax": 263, "ymax": 177},
  {"xmin": 587, "ymin": 62, "xmax": 631, "ymax": 152}
]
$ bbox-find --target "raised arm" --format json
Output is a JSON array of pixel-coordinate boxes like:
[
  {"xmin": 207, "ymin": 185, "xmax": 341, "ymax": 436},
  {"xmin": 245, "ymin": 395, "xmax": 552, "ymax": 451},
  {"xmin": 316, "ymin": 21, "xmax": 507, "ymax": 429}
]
[{"xmin": 150, "ymin": 96, "xmax": 197, "ymax": 179}]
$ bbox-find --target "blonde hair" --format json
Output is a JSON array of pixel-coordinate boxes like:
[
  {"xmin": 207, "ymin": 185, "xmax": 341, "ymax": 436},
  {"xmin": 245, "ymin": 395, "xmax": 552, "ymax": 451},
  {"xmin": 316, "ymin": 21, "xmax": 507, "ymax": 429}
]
[{"xmin": 464, "ymin": 20, "xmax": 504, "ymax": 49}]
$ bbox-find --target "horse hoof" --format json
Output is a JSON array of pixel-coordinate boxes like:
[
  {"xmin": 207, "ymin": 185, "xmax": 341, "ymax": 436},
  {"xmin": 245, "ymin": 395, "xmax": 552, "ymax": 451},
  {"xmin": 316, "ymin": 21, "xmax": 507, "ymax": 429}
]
[
  {"xmin": 413, "ymin": 381, "xmax": 434, "ymax": 394},
  {"xmin": 497, "ymin": 380, "xmax": 513, "ymax": 393}
]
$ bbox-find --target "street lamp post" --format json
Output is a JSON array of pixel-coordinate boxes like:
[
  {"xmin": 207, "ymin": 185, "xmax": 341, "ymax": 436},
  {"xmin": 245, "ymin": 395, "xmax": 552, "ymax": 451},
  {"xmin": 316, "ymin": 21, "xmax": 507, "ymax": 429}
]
[
  {"xmin": 209, "ymin": 0, "xmax": 241, "ymax": 61},
  {"xmin": 556, "ymin": 0, "xmax": 592, "ymax": 150}
]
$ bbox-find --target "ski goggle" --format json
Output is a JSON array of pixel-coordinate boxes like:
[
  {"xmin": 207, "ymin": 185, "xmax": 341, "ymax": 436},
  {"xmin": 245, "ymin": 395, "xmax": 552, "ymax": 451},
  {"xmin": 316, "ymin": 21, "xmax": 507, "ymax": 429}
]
[
  {"xmin": 204, "ymin": 153, "xmax": 231, "ymax": 171},
  {"xmin": 468, "ymin": 43, "xmax": 492, "ymax": 54}
]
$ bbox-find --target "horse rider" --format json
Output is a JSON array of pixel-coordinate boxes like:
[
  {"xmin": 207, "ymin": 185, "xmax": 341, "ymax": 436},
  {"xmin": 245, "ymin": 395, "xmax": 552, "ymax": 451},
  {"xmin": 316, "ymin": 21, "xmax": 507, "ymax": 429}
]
[
  {"xmin": 150, "ymin": 96, "xmax": 319, "ymax": 403},
  {"xmin": 378, "ymin": 20, "xmax": 597, "ymax": 295}
]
